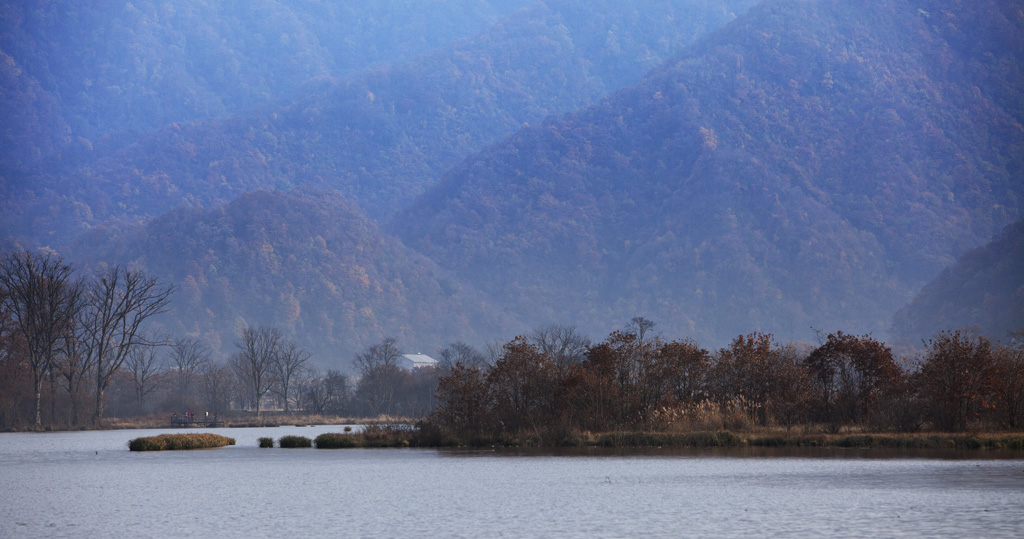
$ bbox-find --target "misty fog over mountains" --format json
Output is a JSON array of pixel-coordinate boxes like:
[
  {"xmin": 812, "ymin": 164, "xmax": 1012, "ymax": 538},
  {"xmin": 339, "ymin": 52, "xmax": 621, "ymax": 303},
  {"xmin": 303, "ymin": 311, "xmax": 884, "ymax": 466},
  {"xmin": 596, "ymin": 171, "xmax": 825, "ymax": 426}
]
[{"xmin": 2, "ymin": 0, "xmax": 1021, "ymax": 365}]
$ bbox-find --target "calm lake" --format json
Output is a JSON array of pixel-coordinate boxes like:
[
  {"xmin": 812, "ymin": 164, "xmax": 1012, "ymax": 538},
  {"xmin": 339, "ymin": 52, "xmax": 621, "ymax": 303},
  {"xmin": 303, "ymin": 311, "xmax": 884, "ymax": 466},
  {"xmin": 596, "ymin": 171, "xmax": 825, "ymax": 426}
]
[{"xmin": 1, "ymin": 426, "xmax": 1022, "ymax": 538}]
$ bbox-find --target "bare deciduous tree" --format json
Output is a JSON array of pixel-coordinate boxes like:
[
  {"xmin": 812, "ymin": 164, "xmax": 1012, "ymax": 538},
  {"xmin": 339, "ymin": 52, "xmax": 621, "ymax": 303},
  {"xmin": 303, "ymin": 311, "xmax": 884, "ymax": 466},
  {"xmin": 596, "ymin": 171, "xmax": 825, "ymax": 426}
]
[
  {"xmin": 199, "ymin": 361, "xmax": 234, "ymax": 416},
  {"xmin": 354, "ymin": 337, "xmax": 402, "ymax": 374},
  {"xmin": 529, "ymin": 324, "xmax": 591, "ymax": 372},
  {"xmin": 484, "ymin": 339, "xmax": 506, "ymax": 366},
  {"xmin": 627, "ymin": 316, "xmax": 657, "ymax": 343},
  {"xmin": 354, "ymin": 337, "xmax": 403, "ymax": 416},
  {"xmin": 0, "ymin": 251, "xmax": 82, "ymax": 428},
  {"xmin": 300, "ymin": 368, "xmax": 351, "ymax": 416},
  {"xmin": 169, "ymin": 337, "xmax": 210, "ymax": 399},
  {"xmin": 272, "ymin": 340, "xmax": 310, "ymax": 414},
  {"xmin": 231, "ymin": 326, "xmax": 282, "ymax": 418},
  {"xmin": 438, "ymin": 341, "xmax": 487, "ymax": 371},
  {"xmin": 125, "ymin": 344, "xmax": 163, "ymax": 407},
  {"xmin": 84, "ymin": 266, "xmax": 173, "ymax": 424},
  {"xmin": 56, "ymin": 288, "xmax": 91, "ymax": 426}
]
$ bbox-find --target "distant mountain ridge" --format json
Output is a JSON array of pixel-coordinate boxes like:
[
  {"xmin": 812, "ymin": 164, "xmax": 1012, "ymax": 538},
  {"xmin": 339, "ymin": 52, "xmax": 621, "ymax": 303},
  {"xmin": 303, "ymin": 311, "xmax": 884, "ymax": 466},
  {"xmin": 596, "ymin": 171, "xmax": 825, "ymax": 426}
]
[
  {"xmin": 65, "ymin": 189, "xmax": 513, "ymax": 362},
  {"xmin": 2, "ymin": 0, "xmax": 758, "ymax": 245},
  {"xmin": 396, "ymin": 0, "xmax": 1024, "ymax": 346},
  {"xmin": 0, "ymin": 0, "xmax": 535, "ymax": 167},
  {"xmin": 891, "ymin": 219, "xmax": 1024, "ymax": 346},
  {"xmin": 4, "ymin": 0, "xmax": 1021, "ymax": 361}
]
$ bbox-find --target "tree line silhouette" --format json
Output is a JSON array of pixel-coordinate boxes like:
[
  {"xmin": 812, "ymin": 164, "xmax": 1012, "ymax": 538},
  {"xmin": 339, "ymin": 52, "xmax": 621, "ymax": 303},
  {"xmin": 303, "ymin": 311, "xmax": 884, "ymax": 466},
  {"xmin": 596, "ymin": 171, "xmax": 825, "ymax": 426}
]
[
  {"xmin": 2, "ymin": 250, "xmax": 1021, "ymax": 435},
  {"xmin": 427, "ymin": 318, "xmax": 1024, "ymax": 441}
]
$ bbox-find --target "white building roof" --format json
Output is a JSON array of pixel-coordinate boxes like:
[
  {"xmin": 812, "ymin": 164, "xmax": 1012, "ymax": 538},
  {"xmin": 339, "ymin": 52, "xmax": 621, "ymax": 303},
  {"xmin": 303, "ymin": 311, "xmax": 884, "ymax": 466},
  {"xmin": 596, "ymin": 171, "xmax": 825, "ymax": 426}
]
[{"xmin": 400, "ymin": 353, "xmax": 439, "ymax": 369}]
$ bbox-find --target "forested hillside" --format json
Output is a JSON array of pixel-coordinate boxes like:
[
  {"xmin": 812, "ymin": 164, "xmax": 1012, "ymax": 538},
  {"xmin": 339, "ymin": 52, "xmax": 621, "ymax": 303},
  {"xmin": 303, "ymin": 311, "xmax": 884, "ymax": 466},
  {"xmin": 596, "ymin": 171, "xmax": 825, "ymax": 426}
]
[
  {"xmin": 396, "ymin": 0, "xmax": 1024, "ymax": 346},
  {"xmin": 2, "ymin": 0, "xmax": 757, "ymax": 245},
  {"xmin": 0, "ymin": 0, "xmax": 533, "ymax": 167},
  {"xmin": 64, "ymin": 189, "xmax": 513, "ymax": 362},
  {"xmin": 891, "ymin": 220, "xmax": 1024, "ymax": 347},
  {"xmin": 4, "ymin": 0, "xmax": 1021, "ymax": 365}
]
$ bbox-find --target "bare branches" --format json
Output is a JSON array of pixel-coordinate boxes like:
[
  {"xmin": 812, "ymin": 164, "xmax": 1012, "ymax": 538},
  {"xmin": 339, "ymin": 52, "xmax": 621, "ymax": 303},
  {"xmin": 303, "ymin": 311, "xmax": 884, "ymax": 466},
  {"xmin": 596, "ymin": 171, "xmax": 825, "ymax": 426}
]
[
  {"xmin": 199, "ymin": 361, "xmax": 234, "ymax": 416},
  {"xmin": 0, "ymin": 251, "xmax": 82, "ymax": 427},
  {"xmin": 438, "ymin": 341, "xmax": 487, "ymax": 370},
  {"xmin": 353, "ymin": 337, "xmax": 403, "ymax": 416},
  {"xmin": 299, "ymin": 368, "xmax": 350, "ymax": 416},
  {"xmin": 169, "ymin": 337, "xmax": 211, "ymax": 396},
  {"xmin": 272, "ymin": 340, "xmax": 310, "ymax": 414},
  {"xmin": 231, "ymin": 326, "xmax": 282, "ymax": 418},
  {"xmin": 125, "ymin": 345, "xmax": 163, "ymax": 407},
  {"xmin": 229, "ymin": 326, "xmax": 311, "ymax": 417},
  {"xmin": 528, "ymin": 324, "xmax": 590, "ymax": 372},
  {"xmin": 627, "ymin": 316, "xmax": 656, "ymax": 343},
  {"xmin": 85, "ymin": 265, "xmax": 173, "ymax": 424},
  {"xmin": 353, "ymin": 337, "xmax": 401, "ymax": 376}
]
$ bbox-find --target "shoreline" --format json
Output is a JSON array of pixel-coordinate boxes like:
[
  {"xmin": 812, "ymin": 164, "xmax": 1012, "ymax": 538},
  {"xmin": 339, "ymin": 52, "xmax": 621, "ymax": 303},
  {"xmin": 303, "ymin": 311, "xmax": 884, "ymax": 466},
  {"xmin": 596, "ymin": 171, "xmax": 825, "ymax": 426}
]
[
  {"xmin": 245, "ymin": 426, "xmax": 1024, "ymax": 452},
  {"xmin": 0, "ymin": 414, "xmax": 406, "ymax": 433},
  {"xmin": 420, "ymin": 431, "xmax": 1024, "ymax": 451},
  {"xmin": 8, "ymin": 418, "xmax": 1023, "ymax": 452}
]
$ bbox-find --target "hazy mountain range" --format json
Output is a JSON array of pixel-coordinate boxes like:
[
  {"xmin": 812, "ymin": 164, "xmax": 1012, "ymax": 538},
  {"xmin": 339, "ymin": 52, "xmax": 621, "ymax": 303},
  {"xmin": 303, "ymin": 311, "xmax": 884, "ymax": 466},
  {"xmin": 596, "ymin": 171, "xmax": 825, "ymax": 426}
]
[
  {"xmin": 891, "ymin": 218, "xmax": 1024, "ymax": 347},
  {"xmin": 2, "ymin": 0, "xmax": 1021, "ymax": 364}
]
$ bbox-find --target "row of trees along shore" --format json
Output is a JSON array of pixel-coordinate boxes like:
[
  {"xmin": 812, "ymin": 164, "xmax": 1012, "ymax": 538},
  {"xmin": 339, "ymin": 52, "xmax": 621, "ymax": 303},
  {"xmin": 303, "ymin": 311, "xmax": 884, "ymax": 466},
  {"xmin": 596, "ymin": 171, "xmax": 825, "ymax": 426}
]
[
  {"xmin": 3, "ymin": 250, "xmax": 1023, "ymax": 436},
  {"xmin": 0, "ymin": 251, "xmax": 172, "ymax": 428},
  {"xmin": 0, "ymin": 250, "xmax": 440, "ymax": 430},
  {"xmin": 426, "ymin": 319, "xmax": 1024, "ymax": 442}
]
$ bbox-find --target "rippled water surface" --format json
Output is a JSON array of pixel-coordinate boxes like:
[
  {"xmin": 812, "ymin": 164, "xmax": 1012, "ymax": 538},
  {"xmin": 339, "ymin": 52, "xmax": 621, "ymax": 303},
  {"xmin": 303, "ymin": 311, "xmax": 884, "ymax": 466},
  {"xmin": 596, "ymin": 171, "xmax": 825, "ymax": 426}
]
[{"xmin": 1, "ymin": 427, "xmax": 1023, "ymax": 537}]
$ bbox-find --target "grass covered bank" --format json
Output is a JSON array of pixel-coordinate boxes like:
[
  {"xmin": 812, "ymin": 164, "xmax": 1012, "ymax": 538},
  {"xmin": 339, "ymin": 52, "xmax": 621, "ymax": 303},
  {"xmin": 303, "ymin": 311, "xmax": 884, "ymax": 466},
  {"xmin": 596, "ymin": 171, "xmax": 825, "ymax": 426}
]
[
  {"xmin": 128, "ymin": 433, "xmax": 236, "ymax": 451},
  {"xmin": 747, "ymin": 433, "xmax": 1024, "ymax": 450},
  {"xmin": 315, "ymin": 425, "xmax": 415, "ymax": 448},
  {"xmin": 299, "ymin": 425, "xmax": 1024, "ymax": 451}
]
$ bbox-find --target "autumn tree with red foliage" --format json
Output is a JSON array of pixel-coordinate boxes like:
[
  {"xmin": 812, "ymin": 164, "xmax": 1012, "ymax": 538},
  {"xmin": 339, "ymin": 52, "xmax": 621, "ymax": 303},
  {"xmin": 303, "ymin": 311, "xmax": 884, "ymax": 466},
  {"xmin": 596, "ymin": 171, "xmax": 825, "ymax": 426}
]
[
  {"xmin": 919, "ymin": 331, "xmax": 997, "ymax": 431},
  {"xmin": 431, "ymin": 363, "xmax": 490, "ymax": 436},
  {"xmin": 805, "ymin": 332, "xmax": 903, "ymax": 430},
  {"xmin": 708, "ymin": 333, "xmax": 789, "ymax": 426},
  {"xmin": 656, "ymin": 338, "xmax": 712, "ymax": 407},
  {"xmin": 991, "ymin": 342, "xmax": 1024, "ymax": 429},
  {"xmin": 486, "ymin": 337, "xmax": 557, "ymax": 433}
]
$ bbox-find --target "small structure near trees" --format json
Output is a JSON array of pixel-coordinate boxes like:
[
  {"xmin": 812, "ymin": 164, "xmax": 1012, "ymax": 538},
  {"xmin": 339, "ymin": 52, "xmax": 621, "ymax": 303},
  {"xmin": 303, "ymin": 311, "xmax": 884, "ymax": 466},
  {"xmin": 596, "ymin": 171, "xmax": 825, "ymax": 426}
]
[{"xmin": 400, "ymin": 353, "xmax": 439, "ymax": 371}]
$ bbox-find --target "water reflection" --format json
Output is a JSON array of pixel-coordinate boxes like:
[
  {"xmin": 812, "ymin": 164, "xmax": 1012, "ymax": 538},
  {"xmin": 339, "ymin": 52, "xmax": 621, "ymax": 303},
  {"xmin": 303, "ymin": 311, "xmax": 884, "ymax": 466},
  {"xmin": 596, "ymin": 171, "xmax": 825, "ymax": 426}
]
[{"xmin": 443, "ymin": 445, "xmax": 1024, "ymax": 460}]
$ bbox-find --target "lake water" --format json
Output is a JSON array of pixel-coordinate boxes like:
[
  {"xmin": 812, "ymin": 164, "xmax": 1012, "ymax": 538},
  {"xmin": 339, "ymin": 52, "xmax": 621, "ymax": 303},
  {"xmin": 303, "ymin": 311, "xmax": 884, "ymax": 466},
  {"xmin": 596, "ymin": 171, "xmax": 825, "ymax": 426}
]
[{"xmin": 1, "ymin": 426, "xmax": 1022, "ymax": 538}]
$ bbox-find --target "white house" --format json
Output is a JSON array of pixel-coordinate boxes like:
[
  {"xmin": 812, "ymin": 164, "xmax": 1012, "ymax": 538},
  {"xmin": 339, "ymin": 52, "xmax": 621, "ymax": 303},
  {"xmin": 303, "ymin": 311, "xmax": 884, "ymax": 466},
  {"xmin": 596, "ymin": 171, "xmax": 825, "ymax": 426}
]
[{"xmin": 399, "ymin": 353, "xmax": 439, "ymax": 370}]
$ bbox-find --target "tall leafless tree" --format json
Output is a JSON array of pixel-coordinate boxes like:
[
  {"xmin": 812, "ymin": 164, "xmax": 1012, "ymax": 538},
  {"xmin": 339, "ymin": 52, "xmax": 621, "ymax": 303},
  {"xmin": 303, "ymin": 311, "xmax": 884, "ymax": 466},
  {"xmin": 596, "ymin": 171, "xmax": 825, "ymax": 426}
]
[
  {"xmin": 199, "ymin": 361, "xmax": 234, "ymax": 416},
  {"xmin": 529, "ymin": 324, "xmax": 591, "ymax": 373},
  {"xmin": 438, "ymin": 341, "xmax": 488, "ymax": 371},
  {"xmin": 627, "ymin": 316, "xmax": 657, "ymax": 343},
  {"xmin": 231, "ymin": 326, "xmax": 282, "ymax": 418},
  {"xmin": 125, "ymin": 344, "xmax": 163, "ymax": 408},
  {"xmin": 169, "ymin": 336, "xmax": 210, "ymax": 400},
  {"xmin": 0, "ymin": 251, "xmax": 82, "ymax": 428},
  {"xmin": 57, "ymin": 305, "xmax": 94, "ymax": 426},
  {"xmin": 354, "ymin": 337, "xmax": 402, "ymax": 374},
  {"xmin": 83, "ymin": 265, "xmax": 173, "ymax": 424},
  {"xmin": 354, "ymin": 337, "xmax": 403, "ymax": 416},
  {"xmin": 299, "ymin": 368, "xmax": 351, "ymax": 415},
  {"xmin": 272, "ymin": 340, "xmax": 310, "ymax": 414}
]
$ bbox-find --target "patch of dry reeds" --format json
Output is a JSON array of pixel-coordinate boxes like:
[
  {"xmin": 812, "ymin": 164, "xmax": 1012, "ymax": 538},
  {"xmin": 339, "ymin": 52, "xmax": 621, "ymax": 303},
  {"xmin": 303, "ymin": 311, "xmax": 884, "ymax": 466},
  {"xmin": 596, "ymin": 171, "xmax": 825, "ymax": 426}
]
[{"xmin": 128, "ymin": 433, "xmax": 235, "ymax": 451}]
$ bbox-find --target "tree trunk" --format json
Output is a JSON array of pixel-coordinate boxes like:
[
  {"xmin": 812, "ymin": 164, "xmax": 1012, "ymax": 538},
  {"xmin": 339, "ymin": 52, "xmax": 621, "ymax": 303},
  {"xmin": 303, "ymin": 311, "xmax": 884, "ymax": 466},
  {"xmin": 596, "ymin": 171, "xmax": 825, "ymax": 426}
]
[
  {"xmin": 33, "ymin": 372, "xmax": 42, "ymax": 428},
  {"xmin": 48, "ymin": 369, "xmax": 57, "ymax": 427},
  {"xmin": 94, "ymin": 381, "xmax": 106, "ymax": 426}
]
